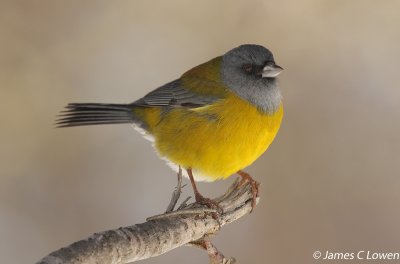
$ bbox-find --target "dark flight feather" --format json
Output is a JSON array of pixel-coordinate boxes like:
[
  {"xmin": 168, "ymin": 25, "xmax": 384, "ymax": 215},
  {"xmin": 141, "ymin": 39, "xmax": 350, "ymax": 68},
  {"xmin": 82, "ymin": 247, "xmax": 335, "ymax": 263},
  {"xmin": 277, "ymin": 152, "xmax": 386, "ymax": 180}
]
[{"xmin": 56, "ymin": 80, "xmax": 221, "ymax": 128}]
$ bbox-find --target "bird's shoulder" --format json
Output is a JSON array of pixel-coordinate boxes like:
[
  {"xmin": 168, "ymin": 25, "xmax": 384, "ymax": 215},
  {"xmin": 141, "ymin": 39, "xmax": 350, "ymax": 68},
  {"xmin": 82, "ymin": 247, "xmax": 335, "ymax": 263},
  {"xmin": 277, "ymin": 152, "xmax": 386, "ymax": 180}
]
[{"xmin": 133, "ymin": 56, "xmax": 228, "ymax": 108}]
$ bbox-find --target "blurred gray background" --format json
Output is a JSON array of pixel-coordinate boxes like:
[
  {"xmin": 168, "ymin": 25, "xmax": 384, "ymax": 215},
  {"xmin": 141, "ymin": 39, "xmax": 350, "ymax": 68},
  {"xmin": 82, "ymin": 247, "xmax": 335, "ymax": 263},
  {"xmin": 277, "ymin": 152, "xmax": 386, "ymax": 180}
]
[{"xmin": 1, "ymin": 1, "xmax": 400, "ymax": 263}]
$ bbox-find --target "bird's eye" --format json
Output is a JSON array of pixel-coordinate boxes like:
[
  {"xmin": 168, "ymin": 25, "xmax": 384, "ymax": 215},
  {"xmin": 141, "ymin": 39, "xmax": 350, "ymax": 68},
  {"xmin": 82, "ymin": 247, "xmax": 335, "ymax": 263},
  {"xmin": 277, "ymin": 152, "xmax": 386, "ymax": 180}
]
[{"xmin": 242, "ymin": 63, "xmax": 253, "ymax": 73}]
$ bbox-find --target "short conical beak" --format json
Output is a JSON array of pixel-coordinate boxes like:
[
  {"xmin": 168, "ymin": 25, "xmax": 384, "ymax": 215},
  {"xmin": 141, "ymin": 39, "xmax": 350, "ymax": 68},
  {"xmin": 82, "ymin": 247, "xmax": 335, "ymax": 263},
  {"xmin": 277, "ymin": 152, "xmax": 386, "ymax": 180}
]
[{"xmin": 262, "ymin": 63, "xmax": 284, "ymax": 78}]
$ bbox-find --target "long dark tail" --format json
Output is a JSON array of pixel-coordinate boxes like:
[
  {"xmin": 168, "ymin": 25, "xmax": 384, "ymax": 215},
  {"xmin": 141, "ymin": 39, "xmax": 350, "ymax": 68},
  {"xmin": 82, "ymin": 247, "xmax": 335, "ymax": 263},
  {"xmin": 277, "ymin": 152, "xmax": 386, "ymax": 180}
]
[{"xmin": 56, "ymin": 103, "xmax": 134, "ymax": 128}]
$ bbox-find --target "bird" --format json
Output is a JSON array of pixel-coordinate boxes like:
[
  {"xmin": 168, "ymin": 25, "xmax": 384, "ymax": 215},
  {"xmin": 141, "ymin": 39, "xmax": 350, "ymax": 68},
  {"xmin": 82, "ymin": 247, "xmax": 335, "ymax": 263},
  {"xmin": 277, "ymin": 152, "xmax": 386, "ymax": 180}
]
[{"xmin": 56, "ymin": 44, "xmax": 284, "ymax": 210}]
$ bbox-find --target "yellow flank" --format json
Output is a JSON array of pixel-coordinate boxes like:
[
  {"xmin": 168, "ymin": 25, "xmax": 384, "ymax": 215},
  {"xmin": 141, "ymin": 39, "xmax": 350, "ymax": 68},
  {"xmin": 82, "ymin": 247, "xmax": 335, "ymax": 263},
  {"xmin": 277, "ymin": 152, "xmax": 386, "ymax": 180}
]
[
  {"xmin": 137, "ymin": 94, "xmax": 283, "ymax": 181},
  {"xmin": 132, "ymin": 107, "xmax": 162, "ymax": 130}
]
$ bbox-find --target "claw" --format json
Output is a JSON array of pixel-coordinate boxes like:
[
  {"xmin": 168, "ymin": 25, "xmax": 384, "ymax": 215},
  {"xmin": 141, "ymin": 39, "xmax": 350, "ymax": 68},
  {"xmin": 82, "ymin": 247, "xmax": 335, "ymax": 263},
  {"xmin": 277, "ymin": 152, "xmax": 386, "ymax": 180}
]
[
  {"xmin": 195, "ymin": 192, "xmax": 223, "ymax": 214},
  {"xmin": 237, "ymin": 170, "xmax": 259, "ymax": 212}
]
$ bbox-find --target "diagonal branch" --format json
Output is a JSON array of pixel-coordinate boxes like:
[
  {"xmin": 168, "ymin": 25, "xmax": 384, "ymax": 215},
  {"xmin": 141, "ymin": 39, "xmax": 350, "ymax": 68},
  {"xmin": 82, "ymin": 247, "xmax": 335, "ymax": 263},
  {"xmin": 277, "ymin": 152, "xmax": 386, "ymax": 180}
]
[{"xmin": 36, "ymin": 177, "xmax": 258, "ymax": 264}]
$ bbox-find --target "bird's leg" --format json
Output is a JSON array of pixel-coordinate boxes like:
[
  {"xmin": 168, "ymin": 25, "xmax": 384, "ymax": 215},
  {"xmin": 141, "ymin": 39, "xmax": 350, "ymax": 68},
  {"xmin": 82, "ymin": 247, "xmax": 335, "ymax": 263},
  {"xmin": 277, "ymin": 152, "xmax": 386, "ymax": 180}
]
[
  {"xmin": 237, "ymin": 170, "xmax": 259, "ymax": 211},
  {"xmin": 187, "ymin": 168, "xmax": 222, "ymax": 212}
]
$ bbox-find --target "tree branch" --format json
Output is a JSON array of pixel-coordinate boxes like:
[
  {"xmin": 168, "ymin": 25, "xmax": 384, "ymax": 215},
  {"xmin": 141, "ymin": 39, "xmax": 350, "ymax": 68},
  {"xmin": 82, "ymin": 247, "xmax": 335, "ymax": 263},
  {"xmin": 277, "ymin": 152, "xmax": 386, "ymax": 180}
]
[{"xmin": 36, "ymin": 176, "xmax": 258, "ymax": 264}]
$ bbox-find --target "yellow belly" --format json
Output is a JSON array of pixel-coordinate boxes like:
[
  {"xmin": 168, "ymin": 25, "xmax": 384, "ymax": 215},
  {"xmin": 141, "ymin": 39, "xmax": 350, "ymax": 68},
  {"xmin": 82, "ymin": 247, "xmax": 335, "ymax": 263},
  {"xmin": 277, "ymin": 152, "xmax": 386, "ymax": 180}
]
[{"xmin": 141, "ymin": 94, "xmax": 283, "ymax": 181}]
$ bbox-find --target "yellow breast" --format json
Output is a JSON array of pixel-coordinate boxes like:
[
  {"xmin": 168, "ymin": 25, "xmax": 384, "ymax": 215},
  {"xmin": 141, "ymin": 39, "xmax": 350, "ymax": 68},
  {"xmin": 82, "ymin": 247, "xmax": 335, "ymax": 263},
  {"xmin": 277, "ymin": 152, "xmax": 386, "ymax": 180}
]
[{"xmin": 149, "ymin": 93, "xmax": 283, "ymax": 181}]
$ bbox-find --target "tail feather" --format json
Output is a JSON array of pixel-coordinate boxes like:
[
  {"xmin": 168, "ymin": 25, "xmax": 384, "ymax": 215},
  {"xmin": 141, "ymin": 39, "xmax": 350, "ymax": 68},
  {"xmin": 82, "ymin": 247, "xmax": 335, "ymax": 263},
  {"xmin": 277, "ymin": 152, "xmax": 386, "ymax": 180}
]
[{"xmin": 56, "ymin": 103, "xmax": 134, "ymax": 128}]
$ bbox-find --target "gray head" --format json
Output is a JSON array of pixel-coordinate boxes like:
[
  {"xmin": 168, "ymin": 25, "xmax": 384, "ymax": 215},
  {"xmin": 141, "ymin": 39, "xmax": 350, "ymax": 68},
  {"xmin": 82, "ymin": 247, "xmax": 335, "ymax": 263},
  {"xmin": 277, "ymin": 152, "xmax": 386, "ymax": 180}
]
[{"xmin": 221, "ymin": 44, "xmax": 283, "ymax": 113}]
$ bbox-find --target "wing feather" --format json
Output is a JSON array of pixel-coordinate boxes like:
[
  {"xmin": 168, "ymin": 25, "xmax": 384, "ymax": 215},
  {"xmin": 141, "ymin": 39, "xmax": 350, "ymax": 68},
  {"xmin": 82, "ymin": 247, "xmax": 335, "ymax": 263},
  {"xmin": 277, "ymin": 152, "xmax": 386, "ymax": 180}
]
[{"xmin": 132, "ymin": 79, "xmax": 222, "ymax": 108}]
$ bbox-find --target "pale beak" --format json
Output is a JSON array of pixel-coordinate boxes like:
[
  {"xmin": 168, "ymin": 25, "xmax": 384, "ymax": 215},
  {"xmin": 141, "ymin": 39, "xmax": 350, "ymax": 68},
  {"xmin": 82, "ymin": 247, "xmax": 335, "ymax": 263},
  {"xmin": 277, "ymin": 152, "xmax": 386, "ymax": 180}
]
[{"xmin": 261, "ymin": 63, "xmax": 284, "ymax": 78}]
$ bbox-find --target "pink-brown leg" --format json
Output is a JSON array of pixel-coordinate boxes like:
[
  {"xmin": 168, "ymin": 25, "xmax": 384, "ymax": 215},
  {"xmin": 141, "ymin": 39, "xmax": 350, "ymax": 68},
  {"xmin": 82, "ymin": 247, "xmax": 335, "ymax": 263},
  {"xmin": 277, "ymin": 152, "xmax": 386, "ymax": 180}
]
[{"xmin": 187, "ymin": 168, "xmax": 221, "ymax": 212}]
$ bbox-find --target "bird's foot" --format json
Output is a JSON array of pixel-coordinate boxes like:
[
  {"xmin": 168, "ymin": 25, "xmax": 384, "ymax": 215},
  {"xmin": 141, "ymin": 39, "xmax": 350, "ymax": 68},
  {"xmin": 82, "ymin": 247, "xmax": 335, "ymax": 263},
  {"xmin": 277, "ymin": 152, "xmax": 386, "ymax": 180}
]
[
  {"xmin": 195, "ymin": 192, "xmax": 223, "ymax": 215},
  {"xmin": 237, "ymin": 170, "xmax": 259, "ymax": 212},
  {"xmin": 187, "ymin": 168, "xmax": 223, "ymax": 215}
]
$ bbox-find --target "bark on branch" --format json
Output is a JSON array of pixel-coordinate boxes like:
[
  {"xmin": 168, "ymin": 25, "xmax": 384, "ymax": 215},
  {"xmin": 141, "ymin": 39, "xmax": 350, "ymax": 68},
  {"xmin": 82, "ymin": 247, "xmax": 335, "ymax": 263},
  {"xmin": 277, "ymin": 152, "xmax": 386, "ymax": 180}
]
[{"xmin": 36, "ymin": 176, "xmax": 258, "ymax": 264}]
